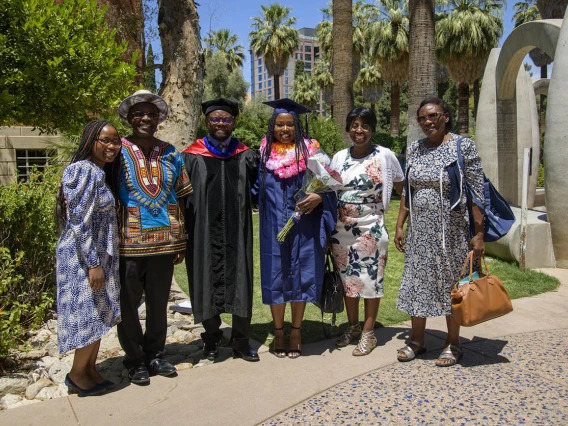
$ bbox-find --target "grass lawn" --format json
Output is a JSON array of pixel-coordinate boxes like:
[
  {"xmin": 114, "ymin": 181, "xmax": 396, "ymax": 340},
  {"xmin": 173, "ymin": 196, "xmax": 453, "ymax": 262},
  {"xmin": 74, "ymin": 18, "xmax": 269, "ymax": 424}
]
[{"xmin": 174, "ymin": 198, "xmax": 560, "ymax": 347}]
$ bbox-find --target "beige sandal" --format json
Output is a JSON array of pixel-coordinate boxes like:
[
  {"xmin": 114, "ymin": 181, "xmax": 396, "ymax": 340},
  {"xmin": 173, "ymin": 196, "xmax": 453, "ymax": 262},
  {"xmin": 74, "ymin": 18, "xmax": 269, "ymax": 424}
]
[
  {"xmin": 335, "ymin": 323, "xmax": 362, "ymax": 348},
  {"xmin": 352, "ymin": 330, "xmax": 377, "ymax": 356}
]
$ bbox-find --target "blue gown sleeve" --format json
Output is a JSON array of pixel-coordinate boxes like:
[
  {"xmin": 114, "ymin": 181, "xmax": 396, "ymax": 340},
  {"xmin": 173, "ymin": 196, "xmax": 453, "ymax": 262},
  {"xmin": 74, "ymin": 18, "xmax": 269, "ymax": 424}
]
[
  {"xmin": 62, "ymin": 163, "xmax": 101, "ymax": 269},
  {"xmin": 321, "ymin": 191, "xmax": 337, "ymax": 236}
]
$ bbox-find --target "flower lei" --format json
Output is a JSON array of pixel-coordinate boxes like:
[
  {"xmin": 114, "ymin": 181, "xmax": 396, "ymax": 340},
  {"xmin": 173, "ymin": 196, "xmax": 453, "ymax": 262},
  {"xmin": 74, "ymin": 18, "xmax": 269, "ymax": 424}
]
[{"xmin": 260, "ymin": 136, "xmax": 320, "ymax": 179}]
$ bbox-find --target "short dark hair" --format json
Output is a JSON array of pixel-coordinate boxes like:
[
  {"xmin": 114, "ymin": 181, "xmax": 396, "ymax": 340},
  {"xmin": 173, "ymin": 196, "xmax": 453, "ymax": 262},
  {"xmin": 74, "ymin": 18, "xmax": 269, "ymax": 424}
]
[
  {"xmin": 345, "ymin": 107, "xmax": 377, "ymax": 133},
  {"xmin": 417, "ymin": 97, "xmax": 453, "ymax": 131}
]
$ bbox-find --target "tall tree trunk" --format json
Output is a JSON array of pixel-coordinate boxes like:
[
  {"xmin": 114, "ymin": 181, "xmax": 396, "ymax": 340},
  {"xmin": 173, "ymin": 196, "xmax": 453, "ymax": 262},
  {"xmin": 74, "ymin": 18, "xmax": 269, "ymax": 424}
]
[
  {"xmin": 457, "ymin": 82, "xmax": 470, "ymax": 136},
  {"xmin": 390, "ymin": 81, "xmax": 401, "ymax": 137},
  {"xmin": 274, "ymin": 74, "xmax": 281, "ymax": 100},
  {"xmin": 407, "ymin": 0, "xmax": 436, "ymax": 144},
  {"xmin": 156, "ymin": 0, "xmax": 204, "ymax": 150},
  {"xmin": 473, "ymin": 78, "xmax": 480, "ymax": 120},
  {"xmin": 332, "ymin": 0, "xmax": 354, "ymax": 141}
]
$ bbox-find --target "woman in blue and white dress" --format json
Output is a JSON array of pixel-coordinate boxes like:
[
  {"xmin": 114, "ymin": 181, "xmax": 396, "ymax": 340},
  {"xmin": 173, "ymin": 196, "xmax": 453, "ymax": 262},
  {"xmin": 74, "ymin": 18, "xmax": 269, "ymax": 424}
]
[
  {"xmin": 55, "ymin": 120, "xmax": 122, "ymax": 396},
  {"xmin": 331, "ymin": 107, "xmax": 404, "ymax": 356}
]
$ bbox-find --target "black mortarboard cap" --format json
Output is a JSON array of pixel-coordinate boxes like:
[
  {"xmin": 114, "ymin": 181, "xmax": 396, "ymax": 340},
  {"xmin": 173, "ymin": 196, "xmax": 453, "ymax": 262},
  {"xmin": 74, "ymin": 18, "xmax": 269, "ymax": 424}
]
[
  {"xmin": 201, "ymin": 98, "xmax": 240, "ymax": 117},
  {"xmin": 263, "ymin": 98, "xmax": 311, "ymax": 116}
]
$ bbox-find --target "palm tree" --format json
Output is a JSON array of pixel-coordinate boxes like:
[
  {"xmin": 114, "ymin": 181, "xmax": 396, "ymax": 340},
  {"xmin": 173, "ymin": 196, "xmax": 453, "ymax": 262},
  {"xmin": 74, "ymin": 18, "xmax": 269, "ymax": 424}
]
[
  {"xmin": 249, "ymin": 3, "xmax": 299, "ymax": 100},
  {"xmin": 437, "ymin": 0, "xmax": 504, "ymax": 136},
  {"xmin": 313, "ymin": 55, "xmax": 334, "ymax": 103},
  {"xmin": 204, "ymin": 28, "xmax": 245, "ymax": 72},
  {"xmin": 373, "ymin": 0, "xmax": 409, "ymax": 137},
  {"xmin": 536, "ymin": 0, "xmax": 568, "ymax": 18},
  {"xmin": 331, "ymin": 0, "xmax": 354, "ymax": 135},
  {"xmin": 357, "ymin": 64, "xmax": 383, "ymax": 110},
  {"xmin": 406, "ymin": 0, "xmax": 436, "ymax": 143},
  {"xmin": 291, "ymin": 73, "xmax": 320, "ymax": 110}
]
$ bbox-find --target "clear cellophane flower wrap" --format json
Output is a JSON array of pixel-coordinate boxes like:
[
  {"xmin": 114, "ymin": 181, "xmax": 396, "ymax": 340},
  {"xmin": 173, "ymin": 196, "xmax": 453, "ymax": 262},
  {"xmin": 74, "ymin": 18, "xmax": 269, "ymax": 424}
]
[{"xmin": 277, "ymin": 149, "xmax": 343, "ymax": 242}]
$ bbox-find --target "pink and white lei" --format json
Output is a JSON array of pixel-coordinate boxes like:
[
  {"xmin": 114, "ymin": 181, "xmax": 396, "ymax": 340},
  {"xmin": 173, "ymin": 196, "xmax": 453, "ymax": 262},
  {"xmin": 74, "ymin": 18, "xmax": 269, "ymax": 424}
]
[{"xmin": 260, "ymin": 136, "xmax": 320, "ymax": 179}]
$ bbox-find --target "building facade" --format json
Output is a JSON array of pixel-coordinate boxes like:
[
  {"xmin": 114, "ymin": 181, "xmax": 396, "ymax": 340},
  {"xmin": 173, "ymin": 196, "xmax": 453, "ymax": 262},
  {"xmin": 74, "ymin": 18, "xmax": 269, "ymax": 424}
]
[{"xmin": 249, "ymin": 27, "xmax": 325, "ymax": 114}]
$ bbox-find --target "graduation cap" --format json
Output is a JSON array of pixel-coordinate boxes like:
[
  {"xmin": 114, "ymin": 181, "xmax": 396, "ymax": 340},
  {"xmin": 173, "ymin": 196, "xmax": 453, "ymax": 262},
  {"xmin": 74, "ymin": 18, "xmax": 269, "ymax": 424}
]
[
  {"xmin": 263, "ymin": 98, "xmax": 311, "ymax": 116},
  {"xmin": 202, "ymin": 98, "xmax": 240, "ymax": 117}
]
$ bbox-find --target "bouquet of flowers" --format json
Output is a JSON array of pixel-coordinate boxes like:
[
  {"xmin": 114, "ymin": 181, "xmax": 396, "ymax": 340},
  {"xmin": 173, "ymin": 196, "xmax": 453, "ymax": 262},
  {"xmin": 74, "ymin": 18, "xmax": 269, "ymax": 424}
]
[{"xmin": 277, "ymin": 149, "xmax": 343, "ymax": 242}]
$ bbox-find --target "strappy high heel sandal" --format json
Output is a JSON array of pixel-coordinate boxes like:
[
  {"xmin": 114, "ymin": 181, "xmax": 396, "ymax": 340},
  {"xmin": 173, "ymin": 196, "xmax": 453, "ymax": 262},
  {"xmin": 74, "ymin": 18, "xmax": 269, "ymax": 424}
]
[
  {"xmin": 288, "ymin": 326, "xmax": 302, "ymax": 359},
  {"xmin": 270, "ymin": 326, "xmax": 287, "ymax": 358}
]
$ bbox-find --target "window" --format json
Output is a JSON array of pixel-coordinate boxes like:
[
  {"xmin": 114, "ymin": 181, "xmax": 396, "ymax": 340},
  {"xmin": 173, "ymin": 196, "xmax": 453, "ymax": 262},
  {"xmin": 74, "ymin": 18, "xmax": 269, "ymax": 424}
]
[
  {"xmin": 305, "ymin": 54, "xmax": 312, "ymax": 62},
  {"xmin": 305, "ymin": 62, "xmax": 312, "ymax": 70},
  {"xmin": 16, "ymin": 149, "xmax": 50, "ymax": 181},
  {"xmin": 295, "ymin": 53, "xmax": 303, "ymax": 60},
  {"xmin": 268, "ymin": 88, "xmax": 272, "ymax": 96},
  {"xmin": 259, "ymin": 74, "xmax": 262, "ymax": 81},
  {"xmin": 264, "ymin": 82, "xmax": 266, "ymax": 88},
  {"xmin": 258, "ymin": 66, "xmax": 262, "ymax": 74},
  {"xmin": 284, "ymin": 87, "xmax": 289, "ymax": 94},
  {"xmin": 284, "ymin": 77, "xmax": 289, "ymax": 85},
  {"xmin": 284, "ymin": 69, "xmax": 288, "ymax": 76},
  {"xmin": 268, "ymin": 80, "xmax": 272, "ymax": 87},
  {"xmin": 257, "ymin": 58, "xmax": 262, "ymax": 65},
  {"xmin": 258, "ymin": 83, "xmax": 262, "ymax": 90},
  {"xmin": 314, "ymin": 46, "xmax": 320, "ymax": 57},
  {"xmin": 305, "ymin": 45, "xmax": 312, "ymax": 53}
]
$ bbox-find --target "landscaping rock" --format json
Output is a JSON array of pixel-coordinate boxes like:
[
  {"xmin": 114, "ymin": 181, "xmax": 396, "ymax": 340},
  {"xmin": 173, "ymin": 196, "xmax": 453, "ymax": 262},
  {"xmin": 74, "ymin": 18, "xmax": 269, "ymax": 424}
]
[
  {"xmin": 46, "ymin": 319, "xmax": 58, "ymax": 332},
  {"xmin": 30, "ymin": 329, "xmax": 52, "ymax": 347},
  {"xmin": 175, "ymin": 362, "xmax": 193, "ymax": 371},
  {"xmin": 25, "ymin": 378, "xmax": 53, "ymax": 400},
  {"xmin": 0, "ymin": 394, "xmax": 22, "ymax": 409},
  {"xmin": 0, "ymin": 374, "xmax": 30, "ymax": 398},
  {"xmin": 18, "ymin": 349, "xmax": 48, "ymax": 360},
  {"xmin": 172, "ymin": 330, "xmax": 193, "ymax": 343}
]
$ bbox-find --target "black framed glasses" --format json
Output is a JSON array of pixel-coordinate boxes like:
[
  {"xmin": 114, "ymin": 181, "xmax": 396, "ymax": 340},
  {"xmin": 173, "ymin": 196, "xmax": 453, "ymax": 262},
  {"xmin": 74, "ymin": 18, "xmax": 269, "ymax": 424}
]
[
  {"xmin": 417, "ymin": 112, "xmax": 445, "ymax": 124},
  {"xmin": 209, "ymin": 117, "xmax": 233, "ymax": 124},
  {"xmin": 96, "ymin": 138, "xmax": 122, "ymax": 147},
  {"xmin": 129, "ymin": 111, "xmax": 159, "ymax": 119}
]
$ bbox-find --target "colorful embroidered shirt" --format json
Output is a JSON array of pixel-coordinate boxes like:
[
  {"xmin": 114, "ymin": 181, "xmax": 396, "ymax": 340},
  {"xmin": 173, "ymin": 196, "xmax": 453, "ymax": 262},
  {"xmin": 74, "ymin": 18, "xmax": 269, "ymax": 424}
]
[{"xmin": 118, "ymin": 138, "xmax": 193, "ymax": 256}]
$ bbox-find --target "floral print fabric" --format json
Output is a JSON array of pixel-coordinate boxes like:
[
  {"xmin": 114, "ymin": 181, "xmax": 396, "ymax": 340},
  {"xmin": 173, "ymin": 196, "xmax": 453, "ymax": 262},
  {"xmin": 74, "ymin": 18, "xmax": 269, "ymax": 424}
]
[
  {"xmin": 396, "ymin": 134, "xmax": 484, "ymax": 317},
  {"xmin": 56, "ymin": 161, "xmax": 121, "ymax": 353},
  {"xmin": 331, "ymin": 147, "xmax": 389, "ymax": 298}
]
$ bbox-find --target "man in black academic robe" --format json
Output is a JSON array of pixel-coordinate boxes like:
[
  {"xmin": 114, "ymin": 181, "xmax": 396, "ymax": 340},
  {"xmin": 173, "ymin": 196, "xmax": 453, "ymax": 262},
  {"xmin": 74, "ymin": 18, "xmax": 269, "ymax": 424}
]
[{"xmin": 182, "ymin": 98, "xmax": 260, "ymax": 362}]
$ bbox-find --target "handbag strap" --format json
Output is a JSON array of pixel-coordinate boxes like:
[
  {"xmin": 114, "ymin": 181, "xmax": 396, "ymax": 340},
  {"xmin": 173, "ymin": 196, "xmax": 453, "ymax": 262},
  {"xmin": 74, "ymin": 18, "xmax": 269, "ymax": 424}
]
[{"xmin": 459, "ymin": 251, "xmax": 492, "ymax": 280}]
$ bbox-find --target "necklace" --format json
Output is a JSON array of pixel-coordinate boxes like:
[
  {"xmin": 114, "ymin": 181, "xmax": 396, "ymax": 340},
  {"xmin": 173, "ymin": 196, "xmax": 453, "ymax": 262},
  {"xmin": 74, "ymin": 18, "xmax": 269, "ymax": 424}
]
[{"xmin": 260, "ymin": 136, "xmax": 320, "ymax": 179}]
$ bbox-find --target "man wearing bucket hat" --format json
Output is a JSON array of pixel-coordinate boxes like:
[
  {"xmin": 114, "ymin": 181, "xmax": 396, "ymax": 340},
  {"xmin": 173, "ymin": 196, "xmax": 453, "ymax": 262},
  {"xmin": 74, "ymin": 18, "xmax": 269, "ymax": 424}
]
[
  {"xmin": 116, "ymin": 90, "xmax": 193, "ymax": 384},
  {"xmin": 182, "ymin": 98, "xmax": 260, "ymax": 362}
]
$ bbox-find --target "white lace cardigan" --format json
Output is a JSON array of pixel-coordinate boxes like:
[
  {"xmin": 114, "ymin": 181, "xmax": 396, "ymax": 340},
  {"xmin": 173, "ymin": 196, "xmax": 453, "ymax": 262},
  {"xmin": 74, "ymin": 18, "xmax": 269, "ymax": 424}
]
[{"xmin": 330, "ymin": 145, "xmax": 404, "ymax": 213}]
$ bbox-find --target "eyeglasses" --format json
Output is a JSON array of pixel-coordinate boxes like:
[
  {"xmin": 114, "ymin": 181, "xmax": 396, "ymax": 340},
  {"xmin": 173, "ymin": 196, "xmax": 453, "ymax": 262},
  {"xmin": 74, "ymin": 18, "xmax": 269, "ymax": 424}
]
[
  {"xmin": 129, "ymin": 111, "xmax": 159, "ymax": 119},
  {"xmin": 209, "ymin": 117, "xmax": 233, "ymax": 124},
  {"xmin": 417, "ymin": 112, "xmax": 445, "ymax": 124},
  {"xmin": 350, "ymin": 123, "xmax": 371, "ymax": 131},
  {"xmin": 96, "ymin": 138, "xmax": 122, "ymax": 147}
]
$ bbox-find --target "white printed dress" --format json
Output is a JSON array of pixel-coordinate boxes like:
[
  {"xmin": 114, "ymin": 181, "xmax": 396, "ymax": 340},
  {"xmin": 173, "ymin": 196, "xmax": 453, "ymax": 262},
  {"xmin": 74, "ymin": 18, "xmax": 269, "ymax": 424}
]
[
  {"xmin": 330, "ymin": 146, "xmax": 403, "ymax": 298},
  {"xmin": 56, "ymin": 160, "xmax": 121, "ymax": 353}
]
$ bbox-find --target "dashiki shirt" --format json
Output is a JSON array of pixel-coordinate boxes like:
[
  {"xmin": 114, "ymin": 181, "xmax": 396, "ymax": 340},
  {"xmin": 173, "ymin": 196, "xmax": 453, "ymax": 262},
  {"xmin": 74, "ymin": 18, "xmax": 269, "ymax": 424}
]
[{"xmin": 118, "ymin": 138, "xmax": 193, "ymax": 257}]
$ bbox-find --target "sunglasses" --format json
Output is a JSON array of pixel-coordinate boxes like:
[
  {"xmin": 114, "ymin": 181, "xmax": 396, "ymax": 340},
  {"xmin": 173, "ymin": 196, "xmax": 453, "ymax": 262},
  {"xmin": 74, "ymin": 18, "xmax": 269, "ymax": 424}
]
[
  {"xmin": 417, "ymin": 112, "xmax": 445, "ymax": 124},
  {"xmin": 129, "ymin": 111, "xmax": 159, "ymax": 119}
]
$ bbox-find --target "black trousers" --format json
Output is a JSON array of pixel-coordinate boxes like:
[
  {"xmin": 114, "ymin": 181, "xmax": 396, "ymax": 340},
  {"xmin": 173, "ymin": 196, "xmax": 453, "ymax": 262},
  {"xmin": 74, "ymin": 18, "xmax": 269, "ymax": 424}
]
[
  {"xmin": 117, "ymin": 254, "xmax": 175, "ymax": 368},
  {"xmin": 201, "ymin": 314, "xmax": 251, "ymax": 351}
]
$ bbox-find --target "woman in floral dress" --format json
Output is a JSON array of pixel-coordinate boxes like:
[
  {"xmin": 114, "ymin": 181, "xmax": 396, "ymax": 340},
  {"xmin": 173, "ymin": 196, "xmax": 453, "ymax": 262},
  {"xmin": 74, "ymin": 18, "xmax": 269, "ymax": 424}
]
[
  {"xmin": 394, "ymin": 98, "xmax": 485, "ymax": 367},
  {"xmin": 55, "ymin": 120, "xmax": 122, "ymax": 395},
  {"xmin": 331, "ymin": 107, "xmax": 404, "ymax": 356}
]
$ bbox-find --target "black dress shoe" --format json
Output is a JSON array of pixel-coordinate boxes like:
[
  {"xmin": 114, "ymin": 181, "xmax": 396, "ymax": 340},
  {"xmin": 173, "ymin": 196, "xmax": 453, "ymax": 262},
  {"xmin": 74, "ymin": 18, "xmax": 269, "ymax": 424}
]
[
  {"xmin": 232, "ymin": 346, "xmax": 260, "ymax": 362},
  {"xmin": 128, "ymin": 364, "xmax": 150, "ymax": 385},
  {"xmin": 204, "ymin": 343, "xmax": 219, "ymax": 361},
  {"xmin": 148, "ymin": 358, "xmax": 177, "ymax": 377}
]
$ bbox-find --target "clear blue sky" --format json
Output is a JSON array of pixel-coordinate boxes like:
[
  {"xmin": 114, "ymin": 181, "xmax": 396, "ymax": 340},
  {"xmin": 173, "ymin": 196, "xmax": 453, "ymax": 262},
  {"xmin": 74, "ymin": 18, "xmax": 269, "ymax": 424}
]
[{"xmin": 148, "ymin": 1, "xmax": 523, "ymax": 88}]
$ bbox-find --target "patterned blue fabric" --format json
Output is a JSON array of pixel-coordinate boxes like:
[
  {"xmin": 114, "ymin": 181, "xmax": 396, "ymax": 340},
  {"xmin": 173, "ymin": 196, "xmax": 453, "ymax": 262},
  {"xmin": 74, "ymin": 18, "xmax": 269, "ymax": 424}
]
[{"xmin": 56, "ymin": 161, "xmax": 121, "ymax": 353}]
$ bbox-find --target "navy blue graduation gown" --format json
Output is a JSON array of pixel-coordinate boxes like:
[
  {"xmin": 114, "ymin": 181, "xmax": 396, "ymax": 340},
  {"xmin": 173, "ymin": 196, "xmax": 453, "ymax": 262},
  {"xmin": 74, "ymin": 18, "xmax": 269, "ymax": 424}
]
[{"xmin": 253, "ymin": 167, "xmax": 337, "ymax": 305}]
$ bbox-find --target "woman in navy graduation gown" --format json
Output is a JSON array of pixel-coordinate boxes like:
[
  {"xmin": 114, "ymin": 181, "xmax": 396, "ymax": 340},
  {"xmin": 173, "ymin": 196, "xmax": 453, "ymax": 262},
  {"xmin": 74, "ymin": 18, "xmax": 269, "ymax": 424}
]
[{"xmin": 253, "ymin": 99, "xmax": 336, "ymax": 358}]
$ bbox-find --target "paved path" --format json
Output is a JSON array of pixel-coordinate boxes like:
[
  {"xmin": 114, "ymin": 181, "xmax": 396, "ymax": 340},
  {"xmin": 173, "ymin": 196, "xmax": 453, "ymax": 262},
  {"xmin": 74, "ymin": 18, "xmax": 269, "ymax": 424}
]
[{"xmin": 1, "ymin": 269, "xmax": 567, "ymax": 425}]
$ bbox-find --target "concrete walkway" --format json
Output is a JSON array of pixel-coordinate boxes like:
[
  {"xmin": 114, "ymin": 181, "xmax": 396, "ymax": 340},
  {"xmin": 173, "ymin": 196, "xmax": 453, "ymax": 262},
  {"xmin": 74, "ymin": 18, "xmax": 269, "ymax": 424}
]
[{"xmin": 1, "ymin": 269, "xmax": 567, "ymax": 425}]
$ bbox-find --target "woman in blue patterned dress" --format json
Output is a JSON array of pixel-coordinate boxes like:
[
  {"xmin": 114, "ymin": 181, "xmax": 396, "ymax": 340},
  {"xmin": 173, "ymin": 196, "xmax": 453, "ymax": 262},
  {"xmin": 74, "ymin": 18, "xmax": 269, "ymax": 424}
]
[
  {"xmin": 331, "ymin": 107, "xmax": 404, "ymax": 356},
  {"xmin": 55, "ymin": 120, "xmax": 122, "ymax": 395},
  {"xmin": 394, "ymin": 98, "xmax": 485, "ymax": 367}
]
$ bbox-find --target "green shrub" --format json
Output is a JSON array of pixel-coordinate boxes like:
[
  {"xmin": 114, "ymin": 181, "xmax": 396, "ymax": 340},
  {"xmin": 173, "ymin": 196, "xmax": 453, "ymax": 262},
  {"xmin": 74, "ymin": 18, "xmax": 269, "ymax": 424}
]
[
  {"xmin": 371, "ymin": 132, "xmax": 406, "ymax": 154},
  {"xmin": 537, "ymin": 163, "xmax": 545, "ymax": 187},
  {"xmin": 0, "ymin": 166, "xmax": 61, "ymax": 356}
]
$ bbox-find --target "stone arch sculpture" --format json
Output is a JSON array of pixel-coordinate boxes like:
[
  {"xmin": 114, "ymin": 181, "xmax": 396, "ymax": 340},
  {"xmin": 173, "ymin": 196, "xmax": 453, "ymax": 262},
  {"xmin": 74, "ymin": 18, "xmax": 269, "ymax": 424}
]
[{"xmin": 475, "ymin": 13, "xmax": 568, "ymax": 267}]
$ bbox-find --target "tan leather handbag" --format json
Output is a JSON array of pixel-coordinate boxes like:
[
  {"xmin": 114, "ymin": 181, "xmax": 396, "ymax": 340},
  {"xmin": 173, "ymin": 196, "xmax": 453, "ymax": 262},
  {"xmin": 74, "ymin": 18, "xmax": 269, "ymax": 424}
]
[{"xmin": 451, "ymin": 251, "xmax": 513, "ymax": 326}]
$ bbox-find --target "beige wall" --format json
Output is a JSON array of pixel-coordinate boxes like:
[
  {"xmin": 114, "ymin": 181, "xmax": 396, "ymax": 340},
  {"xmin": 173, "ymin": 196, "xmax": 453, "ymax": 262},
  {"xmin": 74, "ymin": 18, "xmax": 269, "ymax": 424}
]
[{"xmin": 0, "ymin": 127, "xmax": 61, "ymax": 185}]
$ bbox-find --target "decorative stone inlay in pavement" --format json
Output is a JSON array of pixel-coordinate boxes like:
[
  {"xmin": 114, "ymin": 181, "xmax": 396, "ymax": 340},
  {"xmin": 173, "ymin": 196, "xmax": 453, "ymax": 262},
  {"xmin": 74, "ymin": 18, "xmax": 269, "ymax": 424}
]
[{"xmin": 262, "ymin": 329, "xmax": 568, "ymax": 425}]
